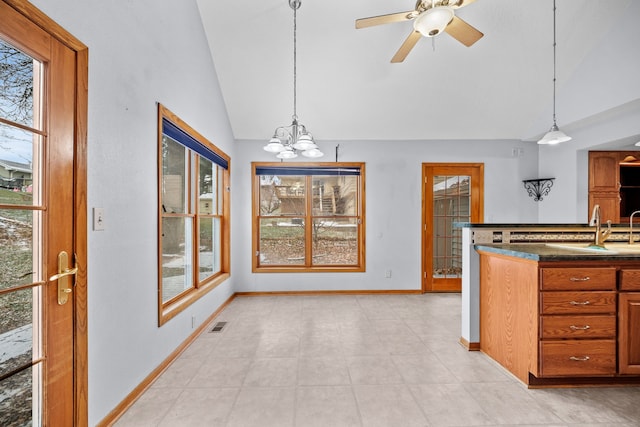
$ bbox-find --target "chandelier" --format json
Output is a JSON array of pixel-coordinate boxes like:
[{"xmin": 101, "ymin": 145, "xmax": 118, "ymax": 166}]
[
  {"xmin": 538, "ymin": 0, "xmax": 571, "ymax": 145},
  {"xmin": 263, "ymin": 0, "xmax": 323, "ymax": 159}
]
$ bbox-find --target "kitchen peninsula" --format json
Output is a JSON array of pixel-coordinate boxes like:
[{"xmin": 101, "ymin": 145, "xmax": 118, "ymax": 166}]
[{"xmin": 458, "ymin": 223, "xmax": 640, "ymax": 387}]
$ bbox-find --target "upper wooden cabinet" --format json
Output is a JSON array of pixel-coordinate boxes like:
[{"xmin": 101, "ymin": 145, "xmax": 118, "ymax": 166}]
[{"xmin": 588, "ymin": 151, "xmax": 640, "ymax": 223}]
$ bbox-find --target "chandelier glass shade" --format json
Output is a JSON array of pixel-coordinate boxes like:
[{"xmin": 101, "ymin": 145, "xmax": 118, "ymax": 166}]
[
  {"xmin": 263, "ymin": 0, "xmax": 323, "ymax": 159},
  {"xmin": 538, "ymin": 0, "xmax": 571, "ymax": 145}
]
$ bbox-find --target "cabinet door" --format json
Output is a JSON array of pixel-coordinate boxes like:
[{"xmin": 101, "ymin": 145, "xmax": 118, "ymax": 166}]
[
  {"xmin": 619, "ymin": 293, "xmax": 640, "ymax": 375},
  {"xmin": 588, "ymin": 193, "xmax": 620, "ymax": 224},
  {"xmin": 589, "ymin": 152, "xmax": 620, "ymax": 192}
]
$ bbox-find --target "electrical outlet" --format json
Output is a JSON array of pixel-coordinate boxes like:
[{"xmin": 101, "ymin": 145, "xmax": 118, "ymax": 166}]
[
  {"xmin": 93, "ymin": 207, "xmax": 105, "ymax": 231},
  {"xmin": 385, "ymin": 270, "xmax": 392, "ymax": 278},
  {"xmin": 191, "ymin": 315, "xmax": 196, "ymax": 329}
]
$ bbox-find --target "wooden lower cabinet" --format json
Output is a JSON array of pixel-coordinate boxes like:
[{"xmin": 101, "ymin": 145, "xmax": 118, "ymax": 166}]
[
  {"xmin": 619, "ymin": 293, "xmax": 640, "ymax": 374},
  {"xmin": 539, "ymin": 340, "xmax": 616, "ymax": 377},
  {"xmin": 478, "ymin": 252, "xmax": 640, "ymax": 386}
]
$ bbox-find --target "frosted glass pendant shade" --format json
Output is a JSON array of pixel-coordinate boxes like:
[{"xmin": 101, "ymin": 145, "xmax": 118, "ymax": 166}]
[{"xmin": 413, "ymin": 6, "xmax": 454, "ymax": 37}]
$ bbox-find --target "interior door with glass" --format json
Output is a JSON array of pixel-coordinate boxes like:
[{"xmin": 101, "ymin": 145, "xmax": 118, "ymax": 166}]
[
  {"xmin": 422, "ymin": 163, "xmax": 483, "ymax": 292},
  {"xmin": 0, "ymin": 3, "xmax": 78, "ymax": 425}
]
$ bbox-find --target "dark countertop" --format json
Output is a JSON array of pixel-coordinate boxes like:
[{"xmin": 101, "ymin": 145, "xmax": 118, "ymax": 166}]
[
  {"xmin": 474, "ymin": 243, "xmax": 640, "ymax": 261},
  {"xmin": 455, "ymin": 223, "xmax": 629, "ymax": 229}
]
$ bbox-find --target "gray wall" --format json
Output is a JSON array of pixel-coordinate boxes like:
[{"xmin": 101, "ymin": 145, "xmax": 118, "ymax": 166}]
[{"xmin": 30, "ymin": 0, "xmax": 237, "ymax": 424}]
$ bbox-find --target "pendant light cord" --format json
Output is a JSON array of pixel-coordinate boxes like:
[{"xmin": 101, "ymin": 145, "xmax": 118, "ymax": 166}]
[
  {"xmin": 552, "ymin": 0, "xmax": 557, "ymax": 126},
  {"xmin": 291, "ymin": 0, "xmax": 299, "ymax": 121}
]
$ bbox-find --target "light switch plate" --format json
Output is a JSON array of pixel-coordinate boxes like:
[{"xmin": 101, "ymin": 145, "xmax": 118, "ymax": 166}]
[{"xmin": 93, "ymin": 207, "xmax": 105, "ymax": 231}]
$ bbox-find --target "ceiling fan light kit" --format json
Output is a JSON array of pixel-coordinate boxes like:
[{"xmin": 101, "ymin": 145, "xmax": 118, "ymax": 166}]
[
  {"xmin": 355, "ymin": 0, "xmax": 483, "ymax": 63},
  {"xmin": 263, "ymin": 0, "xmax": 323, "ymax": 160},
  {"xmin": 413, "ymin": 6, "xmax": 454, "ymax": 37},
  {"xmin": 538, "ymin": 0, "xmax": 572, "ymax": 145}
]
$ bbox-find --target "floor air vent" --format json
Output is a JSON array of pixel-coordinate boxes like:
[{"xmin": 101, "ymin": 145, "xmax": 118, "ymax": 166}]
[{"xmin": 209, "ymin": 321, "xmax": 227, "ymax": 333}]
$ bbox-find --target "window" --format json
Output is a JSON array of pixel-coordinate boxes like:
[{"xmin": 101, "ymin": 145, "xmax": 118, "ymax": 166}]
[
  {"xmin": 158, "ymin": 104, "xmax": 230, "ymax": 325},
  {"xmin": 252, "ymin": 162, "xmax": 365, "ymax": 272}
]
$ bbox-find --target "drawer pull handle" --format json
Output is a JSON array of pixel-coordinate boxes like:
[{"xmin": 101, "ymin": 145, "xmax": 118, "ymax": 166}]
[
  {"xmin": 569, "ymin": 300, "xmax": 590, "ymax": 305},
  {"xmin": 569, "ymin": 356, "xmax": 590, "ymax": 362},
  {"xmin": 569, "ymin": 276, "xmax": 590, "ymax": 282},
  {"xmin": 569, "ymin": 325, "xmax": 590, "ymax": 330}
]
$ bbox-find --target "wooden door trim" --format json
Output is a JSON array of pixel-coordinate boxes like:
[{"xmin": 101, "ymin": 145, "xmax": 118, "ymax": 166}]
[
  {"xmin": 421, "ymin": 163, "xmax": 484, "ymax": 292},
  {"xmin": 3, "ymin": 1, "xmax": 89, "ymax": 425}
]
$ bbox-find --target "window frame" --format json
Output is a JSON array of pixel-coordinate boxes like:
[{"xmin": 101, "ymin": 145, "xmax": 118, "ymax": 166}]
[
  {"xmin": 157, "ymin": 104, "xmax": 230, "ymax": 325},
  {"xmin": 252, "ymin": 161, "xmax": 365, "ymax": 273}
]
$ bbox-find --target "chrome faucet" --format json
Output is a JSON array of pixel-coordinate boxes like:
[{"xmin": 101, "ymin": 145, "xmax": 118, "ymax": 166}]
[
  {"xmin": 630, "ymin": 210, "xmax": 640, "ymax": 244},
  {"xmin": 589, "ymin": 204, "xmax": 612, "ymax": 248}
]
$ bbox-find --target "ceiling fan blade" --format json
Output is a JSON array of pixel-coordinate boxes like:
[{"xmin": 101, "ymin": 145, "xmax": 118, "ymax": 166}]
[
  {"xmin": 356, "ymin": 11, "xmax": 415, "ymax": 29},
  {"xmin": 444, "ymin": 15, "xmax": 483, "ymax": 47},
  {"xmin": 391, "ymin": 31, "xmax": 422, "ymax": 63}
]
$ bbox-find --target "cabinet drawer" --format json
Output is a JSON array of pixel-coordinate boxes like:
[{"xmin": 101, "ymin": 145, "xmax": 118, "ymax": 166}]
[
  {"xmin": 539, "ymin": 340, "xmax": 616, "ymax": 377},
  {"xmin": 541, "ymin": 268, "xmax": 616, "ymax": 291},
  {"xmin": 540, "ymin": 315, "xmax": 616, "ymax": 339},
  {"xmin": 620, "ymin": 270, "xmax": 640, "ymax": 291},
  {"xmin": 540, "ymin": 291, "xmax": 616, "ymax": 315}
]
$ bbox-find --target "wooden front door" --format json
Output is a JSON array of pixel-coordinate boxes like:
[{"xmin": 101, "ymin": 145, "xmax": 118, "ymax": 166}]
[
  {"xmin": 422, "ymin": 163, "xmax": 483, "ymax": 292},
  {"xmin": 0, "ymin": 1, "xmax": 87, "ymax": 425}
]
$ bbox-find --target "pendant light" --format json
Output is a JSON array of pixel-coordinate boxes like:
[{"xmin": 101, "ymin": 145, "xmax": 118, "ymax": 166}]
[
  {"xmin": 538, "ymin": 0, "xmax": 571, "ymax": 145},
  {"xmin": 263, "ymin": 0, "xmax": 323, "ymax": 159}
]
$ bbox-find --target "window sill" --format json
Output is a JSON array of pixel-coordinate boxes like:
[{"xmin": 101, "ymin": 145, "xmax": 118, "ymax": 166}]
[{"xmin": 158, "ymin": 272, "xmax": 230, "ymax": 326}]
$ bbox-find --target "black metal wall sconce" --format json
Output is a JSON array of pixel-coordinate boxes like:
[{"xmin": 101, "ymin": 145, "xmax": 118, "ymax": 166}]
[{"xmin": 523, "ymin": 178, "xmax": 555, "ymax": 201}]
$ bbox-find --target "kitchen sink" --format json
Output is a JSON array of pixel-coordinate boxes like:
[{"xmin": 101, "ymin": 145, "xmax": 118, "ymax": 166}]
[{"xmin": 545, "ymin": 242, "xmax": 640, "ymax": 254}]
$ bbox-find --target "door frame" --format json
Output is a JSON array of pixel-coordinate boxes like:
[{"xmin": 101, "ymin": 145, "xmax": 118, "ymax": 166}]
[
  {"xmin": 422, "ymin": 163, "xmax": 483, "ymax": 292},
  {"xmin": 3, "ymin": 0, "xmax": 88, "ymax": 424}
]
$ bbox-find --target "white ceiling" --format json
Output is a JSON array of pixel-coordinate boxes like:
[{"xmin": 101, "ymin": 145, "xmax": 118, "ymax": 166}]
[{"xmin": 197, "ymin": 0, "xmax": 632, "ymax": 143}]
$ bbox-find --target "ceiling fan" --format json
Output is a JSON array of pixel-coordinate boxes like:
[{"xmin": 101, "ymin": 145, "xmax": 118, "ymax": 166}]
[{"xmin": 356, "ymin": 0, "xmax": 483, "ymax": 63}]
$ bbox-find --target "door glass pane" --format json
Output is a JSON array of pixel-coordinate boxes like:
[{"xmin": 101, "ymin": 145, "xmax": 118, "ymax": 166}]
[
  {"xmin": 161, "ymin": 216, "xmax": 193, "ymax": 302},
  {"xmin": 0, "ymin": 364, "xmax": 34, "ymax": 425},
  {"xmin": 0, "ymin": 39, "xmax": 38, "ymax": 129},
  {"xmin": 258, "ymin": 218, "xmax": 304, "ymax": 265},
  {"xmin": 432, "ymin": 175, "xmax": 470, "ymax": 278},
  {"xmin": 0, "ymin": 39, "xmax": 42, "ymax": 427},
  {"xmin": 0, "ymin": 124, "xmax": 37, "ymax": 205},
  {"xmin": 311, "ymin": 217, "xmax": 358, "ymax": 265}
]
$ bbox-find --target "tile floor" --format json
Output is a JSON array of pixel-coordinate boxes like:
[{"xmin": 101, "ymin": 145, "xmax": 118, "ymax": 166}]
[{"xmin": 114, "ymin": 293, "xmax": 640, "ymax": 426}]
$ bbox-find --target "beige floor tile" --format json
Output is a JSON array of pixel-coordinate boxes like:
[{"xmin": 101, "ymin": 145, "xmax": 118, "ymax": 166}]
[
  {"xmin": 114, "ymin": 387, "xmax": 183, "ymax": 427},
  {"xmin": 391, "ymin": 353, "xmax": 455, "ymax": 384},
  {"xmin": 117, "ymin": 294, "xmax": 640, "ymax": 427},
  {"xmin": 226, "ymin": 387, "xmax": 295, "ymax": 427},
  {"xmin": 409, "ymin": 383, "xmax": 494, "ymax": 426},
  {"xmin": 255, "ymin": 333, "xmax": 300, "ymax": 358},
  {"xmin": 243, "ymin": 357, "xmax": 298, "ymax": 387},
  {"xmin": 158, "ymin": 388, "xmax": 239, "ymax": 427},
  {"xmin": 346, "ymin": 356, "xmax": 404, "ymax": 385},
  {"xmin": 353, "ymin": 384, "xmax": 428, "ymax": 427},
  {"xmin": 151, "ymin": 357, "xmax": 204, "ymax": 389},
  {"xmin": 463, "ymin": 382, "xmax": 564, "ymax": 425},
  {"xmin": 297, "ymin": 357, "xmax": 351, "ymax": 386},
  {"xmin": 295, "ymin": 386, "xmax": 361, "ymax": 427},
  {"xmin": 529, "ymin": 387, "xmax": 640, "ymax": 424},
  {"xmin": 299, "ymin": 333, "xmax": 343, "ymax": 357},
  {"xmin": 187, "ymin": 357, "xmax": 252, "ymax": 388}
]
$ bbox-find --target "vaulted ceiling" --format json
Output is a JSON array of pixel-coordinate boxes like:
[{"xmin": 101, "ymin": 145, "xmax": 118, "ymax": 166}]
[{"xmin": 197, "ymin": 0, "xmax": 635, "ymax": 143}]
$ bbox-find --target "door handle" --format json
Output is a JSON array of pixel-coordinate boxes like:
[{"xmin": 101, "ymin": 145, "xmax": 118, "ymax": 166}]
[{"xmin": 49, "ymin": 251, "xmax": 78, "ymax": 305}]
